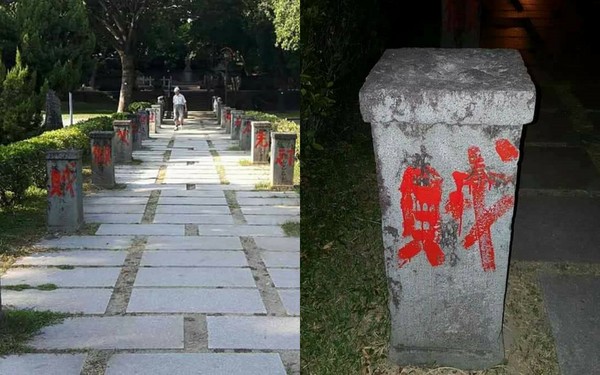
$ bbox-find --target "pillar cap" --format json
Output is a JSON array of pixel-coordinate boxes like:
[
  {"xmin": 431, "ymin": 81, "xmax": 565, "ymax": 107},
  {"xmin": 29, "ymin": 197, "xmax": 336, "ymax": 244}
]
[
  {"xmin": 46, "ymin": 149, "xmax": 82, "ymax": 160},
  {"xmin": 271, "ymin": 132, "xmax": 297, "ymax": 140},
  {"xmin": 89, "ymin": 131, "xmax": 114, "ymax": 139},
  {"xmin": 359, "ymin": 48, "xmax": 536, "ymax": 126},
  {"xmin": 251, "ymin": 121, "xmax": 271, "ymax": 127},
  {"xmin": 151, "ymin": 104, "xmax": 161, "ymax": 108},
  {"xmin": 113, "ymin": 120, "xmax": 132, "ymax": 126}
]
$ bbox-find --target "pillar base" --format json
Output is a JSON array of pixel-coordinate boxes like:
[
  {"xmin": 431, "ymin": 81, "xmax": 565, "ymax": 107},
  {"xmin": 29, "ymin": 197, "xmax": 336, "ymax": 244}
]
[{"xmin": 389, "ymin": 339, "xmax": 504, "ymax": 370}]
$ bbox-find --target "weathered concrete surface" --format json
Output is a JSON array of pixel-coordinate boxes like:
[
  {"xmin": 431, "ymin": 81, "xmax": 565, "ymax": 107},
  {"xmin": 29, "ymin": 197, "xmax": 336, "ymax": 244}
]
[
  {"xmin": 46, "ymin": 150, "xmax": 84, "ymax": 232},
  {"xmin": 137, "ymin": 110, "xmax": 150, "ymax": 140},
  {"xmin": 146, "ymin": 107, "xmax": 156, "ymax": 134},
  {"xmin": 240, "ymin": 118, "xmax": 253, "ymax": 150},
  {"xmin": 89, "ymin": 131, "xmax": 115, "ymax": 188},
  {"xmin": 270, "ymin": 132, "xmax": 297, "ymax": 186},
  {"xmin": 359, "ymin": 48, "xmax": 536, "ymax": 369},
  {"xmin": 251, "ymin": 121, "xmax": 271, "ymax": 164},
  {"xmin": 112, "ymin": 120, "xmax": 133, "ymax": 163},
  {"xmin": 151, "ymin": 104, "xmax": 162, "ymax": 129},
  {"xmin": 360, "ymin": 49, "xmax": 536, "ymax": 126},
  {"xmin": 0, "ymin": 354, "xmax": 86, "ymax": 375},
  {"xmin": 231, "ymin": 110, "xmax": 244, "ymax": 140},
  {"xmin": 540, "ymin": 274, "xmax": 600, "ymax": 375}
]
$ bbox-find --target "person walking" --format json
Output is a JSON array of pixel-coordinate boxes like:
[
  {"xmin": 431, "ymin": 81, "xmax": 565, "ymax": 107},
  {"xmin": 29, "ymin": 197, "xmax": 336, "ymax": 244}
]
[{"xmin": 173, "ymin": 87, "xmax": 187, "ymax": 130}]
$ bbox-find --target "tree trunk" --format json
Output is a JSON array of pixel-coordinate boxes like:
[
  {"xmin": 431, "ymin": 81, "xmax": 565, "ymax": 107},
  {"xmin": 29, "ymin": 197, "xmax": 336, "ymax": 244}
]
[
  {"xmin": 117, "ymin": 51, "xmax": 135, "ymax": 113},
  {"xmin": 43, "ymin": 89, "xmax": 63, "ymax": 130}
]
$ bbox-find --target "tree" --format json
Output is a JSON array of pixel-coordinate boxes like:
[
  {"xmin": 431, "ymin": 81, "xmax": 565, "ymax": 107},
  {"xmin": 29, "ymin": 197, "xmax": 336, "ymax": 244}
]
[
  {"xmin": 0, "ymin": 50, "xmax": 43, "ymax": 144},
  {"xmin": 15, "ymin": 0, "xmax": 95, "ymax": 130},
  {"xmin": 271, "ymin": 0, "xmax": 299, "ymax": 51},
  {"xmin": 87, "ymin": 0, "xmax": 169, "ymax": 112}
]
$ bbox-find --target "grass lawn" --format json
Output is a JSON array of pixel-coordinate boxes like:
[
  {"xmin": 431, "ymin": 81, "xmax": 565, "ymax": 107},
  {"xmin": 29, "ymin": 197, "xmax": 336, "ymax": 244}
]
[
  {"xmin": 59, "ymin": 101, "xmax": 116, "ymax": 125},
  {"xmin": 0, "ymin": 310, "xmax": 69, "ymax": 355},
  {"xmin": 300, "ymin": 114, "xmax": 568, "ymax": 374}
]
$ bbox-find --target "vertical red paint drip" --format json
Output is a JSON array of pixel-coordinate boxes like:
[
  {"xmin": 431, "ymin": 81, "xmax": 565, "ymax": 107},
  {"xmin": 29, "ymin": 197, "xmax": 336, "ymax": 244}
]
[{"xmin": 495, "ymin": 139, "xmax": 519, "ymax": 162}]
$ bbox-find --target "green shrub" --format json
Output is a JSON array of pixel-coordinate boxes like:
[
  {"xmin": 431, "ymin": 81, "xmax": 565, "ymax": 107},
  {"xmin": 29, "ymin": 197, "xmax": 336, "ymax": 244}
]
[
  {"xmin": 110, "ymin": 112, "xmax": 132, "ymax": 120},
  {"xmin": 128, "ymin": 101, "xmax": 152, "ymax": 113},
  {"xmin": 246, "ymin": 111, "xmax": 300, "ymax": 153},
  {"xmin": 0, "ymin": 116, "xmax": 112, "ymax": 208}
]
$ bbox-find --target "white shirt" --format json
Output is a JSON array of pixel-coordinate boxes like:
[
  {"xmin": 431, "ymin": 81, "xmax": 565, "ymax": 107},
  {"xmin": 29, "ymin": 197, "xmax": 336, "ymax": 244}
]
[{"xmin": 173, "ymin": 93, "xmax": 186, "ymax": 106}]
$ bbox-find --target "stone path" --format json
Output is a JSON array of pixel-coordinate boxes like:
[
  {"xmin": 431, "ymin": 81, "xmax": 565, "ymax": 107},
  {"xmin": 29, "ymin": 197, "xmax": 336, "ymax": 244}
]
[{"xmin": 0, "ymin": 111, "xmax": 300, "ymax": 375}]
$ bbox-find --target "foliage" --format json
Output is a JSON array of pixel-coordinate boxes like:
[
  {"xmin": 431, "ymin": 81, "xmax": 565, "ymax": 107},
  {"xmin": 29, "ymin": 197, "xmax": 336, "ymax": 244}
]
[
  {"xmin": 127, "ymin": 102, "xmax": 152, "ymax": 113},
  {"xmin": 271, "ymin": 0, "xmax": 300, "ymax": 51},
  {"xmin": 0, "ymin": 50, "xmax": 42, "ymax": 145},
  {"xmin": 0, "ymin": 309, "xmax": 68, "ymax": 355},
  {"xmin": 245, "ymin": 110, "xmax": 299, "ymax": 152},
  {"xmin": 110, "ymin": 112, "xmax": 133, "ymax": 120},
  {"xmin": 0, "ymin": 116, "xmax": 113, "ymax": 208},
  {"xmin": 15, "ymin": 0, "xmax": 95, "ymax": 96}
]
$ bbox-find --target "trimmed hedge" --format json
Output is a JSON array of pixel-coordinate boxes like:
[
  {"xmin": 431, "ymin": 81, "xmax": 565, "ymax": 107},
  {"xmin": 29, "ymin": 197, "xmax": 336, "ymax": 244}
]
[
  {"xmin": 0, "ymin": 116, "xmax": 113, "ymax": 208},
  {"xmin": 128, "ymin": 101, "xmax": 152, "ymax": 113}
]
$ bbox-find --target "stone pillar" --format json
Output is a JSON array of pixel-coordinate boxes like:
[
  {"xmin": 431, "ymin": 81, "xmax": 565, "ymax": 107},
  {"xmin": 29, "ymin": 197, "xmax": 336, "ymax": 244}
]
[
  {"xmin": 222, "ymin": 107, "xmax": 231, "ymax": 130},
  {"xmin": 137, "ymin": 110, "xmax": 150, "ymax": 140},
  {"xmin": 270, "ymin": 132, "xmax": 297, "ymax": 186},
  {"xmin": 151, "ymin": 104, "xmax": 162, "ymax": 130},
  {"xmin": 46, "ymin": 150, "xmax": 83, "ymax": 232},
  {"xmin": 251, "ymin": 121, "xmax": 271, "ymax": 164},
  {"xmin": 146, "ymin": 107, "xmax": 156, "ymax": 134},
  {"xmin": 225, "ymin": 108, "xmax": 233, "ymax": 134},
  {"xmin": 112, "ymin": 120, "xmax": 133, "ymax": 163},
  {"xmin": 130, "ymin": 116, "xmax": 142, "ymax": 151},
  {"xmin": 157, "ymin": 96, "xmax": 165, "ymax": 120},
  {"xmin": 212, "ymin": 96, "xmax": 218, "ymax": 113},
  {"xmin": 359, "ymin": 49, "xmax": 536, "ymax": 369},
  {"xmin": 231, "ymin": 110, "xmax": 244, "ymax": 140},
  {"xmin": 216, "ymin": 98, "xmax": 223, "ymax": 124},
  {"xmin": 240, "ymin": 118, "xmax": 253, "ymax": 151},
  {"xmin": 89, "ymin": 131, "xmax": 115, "ymax": 188}
]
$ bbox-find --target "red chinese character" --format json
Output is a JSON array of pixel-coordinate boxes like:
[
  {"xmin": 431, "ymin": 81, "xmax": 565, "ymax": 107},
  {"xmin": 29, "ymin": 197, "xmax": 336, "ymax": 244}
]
[
  {"xmin": 445, "ymin": 141, "xmax": 516, "ymax": 272},
  {"xmin": 234, "ymin": 116, "xmax": 242, "ymax": 128},
  {"xmin": 92, "ymin": 144, "xmax": 111, "ymax": 166},
  {"xmin": 275, "ymin": 147, "xmax": 295, "ymax": 167},
  {"xmin": 149, "ymin": 112, "xmax": 155, "ymax": 122},
  {"xmin": 117, "ymin": 129, "xmax": 129, "ymax": 145},
  {"xmin": 226, "ymin": 111, "xmax": 231, "ymax": 121},
  {"xmin": 242, "ymin": 121, "xmax": 251, "ymax": 134},
  {"xmin": 398, "ymin": 165, "xmax": 445, "ymax": 267},
  {"xmin": 255, "ymin": 130, "xmax": 269, "ymax": 148},
  {"xmin": 49, "ymin": 162, "xmax": 77, "ymax": 198}
]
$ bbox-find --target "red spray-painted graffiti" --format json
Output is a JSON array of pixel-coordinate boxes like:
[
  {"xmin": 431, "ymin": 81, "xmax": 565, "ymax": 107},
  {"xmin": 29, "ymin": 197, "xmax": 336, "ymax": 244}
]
[
  {"xmin": 234, "ymin": 116, "xmax": 242, "ymax": 128},
  {"xmin": 242, "ymin": 121, "xmax": 252, "ymax": 134},
  {"xmin": 275, "ymin": 147, "xmax": 295, "ymax": 167},
  {"xmin": 226, "ymin": 111, "xmax": 231, "ymax": 122},
  {"xmin": 255, "ymin": 130, "xmax": 269, "ymax": 149},
  {"xmin": 92, "ymin": 144, "xmax": 111, "ymax": 166},
  {"xmin": 398, "ymin": 165, "xmax": 445, "ymax": 267},
  {"xmin": 116, "ymin": 129, "xmax": 129, "ymax": 145},
  {"xmin": 398, "ymin": 138, "xmax": 518, "ymax": 271},
  {"xmin": 49, "ymin": 162, "xmax": 77, "ymax": 198}
]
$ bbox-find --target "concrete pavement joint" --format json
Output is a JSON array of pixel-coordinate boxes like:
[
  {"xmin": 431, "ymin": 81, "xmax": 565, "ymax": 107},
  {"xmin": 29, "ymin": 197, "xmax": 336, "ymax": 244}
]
[
  {"xmin": 141, "ymin": 191, "xmax": 160, "ymax": 224},
  {"xmin": 183, "ymin": 314, "xmax": 208, "ymax": 352},
  {"xmin": 224, "ymin": 191, "xmax": 247, "ymax": 225},
  {"xmin": 104, "ymin": 237, "xmax": 146, "ymax": 315},
  {"xmin": 240, "ymin": 236, "xmax": 287, "ymax": 316},
  {"xmin": 79, "ymin": 349, "xmax": 113, "ymax": 375},
  {"xmin": 278, "ymin": 350, "xmax": 300, "ymax": 375},
  {"xmin": 184, "ymin": 224, "xmax": 199, "ymax": 236}
]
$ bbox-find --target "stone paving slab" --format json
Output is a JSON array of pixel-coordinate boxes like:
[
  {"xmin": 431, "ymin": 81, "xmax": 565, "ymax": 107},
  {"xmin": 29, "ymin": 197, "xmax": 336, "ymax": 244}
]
[
  {"xmin": 86, "ymin": 190, "xmax": 152, "ymax": 198},
  {"xmin": 237, "ymin": 197, "xmax": 300, "ymax": 206},
  {"xmin": 519, "ymin": 146, "xmax": 600, "ymax": 191},
  {"xmin": 155, "ymin": 205, "xmax": 229, "ymax": 214},
  {"xmin": 197, "ymin": 225, "xmax": 285, "ymax": 237},
  {"xmin": 145, "ymin": 236, "xmax": 242, "ymax": 250},
  {"xmin": 511, "ymin": 195, "xmax": 600, "ymax": 262},
  {"xmin": 31, "ymin": 316, "xmax": 184, "ymax": 350},
  {"xmin": 158, "ymin": 197, "xmax": 228, "ymax": 205},
  {"xmin": 134, "ymin": 267, "xmax": 256, "ymax": 287},
  {"xmin": 154, "ymin": 214, "xmax": 234, "ymax": 225},
  {"xmin": 163, "ymin": 178, "xmax": 222, "ymax": 185},
  {"xmin": 126, "ymin": 184, "xmax": 187, "ymax": 192},
  {"xmin": 84, "ymin": 213, "xmax": 143, "ymax": 224},
  {"xmin": 277, "ymin": 289, "xmax": 300, "ymax": 316},
  {"xmin": 2, "ymin": 288, "xmax": 113, "ymax": 314},
  {"xmin": 36, "ymin": 236, "xmax": 134, "ymax": 249},
  {"xmin": 182, "ymin": 184, "xmax": 225, "ymax": 191},
  {"xmin": 245, "ymin": 215, "xmax": 299, "ymax": 225},
  {"xmin": 127, "ymin": 288, "xmax": 266, "ymax": 313},
  {"xmin": 118, "ymin": 178, "xmax": 161, "ymax": 185},
  {"xmin": 236, "ymin": 191, "xmax": 299, "ymax": 198},
  {"xmin": 2, "ymin": 267, "xmax": 121, "ymax": 287},
  {"xmin": 207, "ymin": 316, "xmax": 300, "ymax": 349},
  {"xmin": 261, "ymin": 251, "xmax": 300, "ymax": 268},
  {"xmin": 14, "ymin": 250, "xmax": 127, "ymax": 266},
  {"xmin": 539, "ymin": 274, "xmax": 600, "ymax": 375},
  {"xmin": 96, "ymin": 224, "xmax": 185, "ymax": 236},
  {"xmin": 160, "ymin": 190, "xmax": 225, "ymax": 197},
  {"xmin": 84, "ymin": 204, "xmax": 147, "ymax": 214},
  {"xmin": 140, "ymin": 250, "xmax": 248, "ymax": 267},
  {"xmin": 241, "ymin": 206, "xmax": 300, "ymax": 216},
  {"xmin": 105, "ymin": 353, "xmax": 286, "ymax": 375},
  {"xmin": 254, "ymin": 237, "xmax": 300, "ymax": 252},
  {"xmin": 268, "ymin": 268, "xmax": 300, "ymax": 288},
  {"xmin": 84, "ymin": 197, "xmax": 149, "ymax": 205},
  {"xmin": 0, "ymin": 354, "xmax": 87, "ymax": 375}
]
